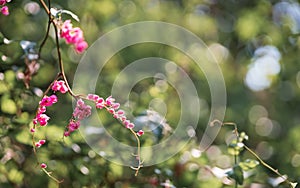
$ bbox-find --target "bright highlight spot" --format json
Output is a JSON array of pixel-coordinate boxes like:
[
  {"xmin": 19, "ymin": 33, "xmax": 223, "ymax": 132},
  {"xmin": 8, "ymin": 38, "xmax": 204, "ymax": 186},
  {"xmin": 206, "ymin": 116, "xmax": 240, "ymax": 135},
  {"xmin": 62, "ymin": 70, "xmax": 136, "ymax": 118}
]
[{"xmin": 245, "ymin": 45, "xmax": 281, "ymax": 91}]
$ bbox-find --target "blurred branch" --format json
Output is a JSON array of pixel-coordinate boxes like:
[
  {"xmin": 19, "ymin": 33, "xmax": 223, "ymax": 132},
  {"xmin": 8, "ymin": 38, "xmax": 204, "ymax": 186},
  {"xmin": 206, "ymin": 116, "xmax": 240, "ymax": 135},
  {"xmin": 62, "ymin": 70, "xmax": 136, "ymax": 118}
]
[{"xmin": 215, "ymin": 120, "xmax": 296, "ymax": 188}]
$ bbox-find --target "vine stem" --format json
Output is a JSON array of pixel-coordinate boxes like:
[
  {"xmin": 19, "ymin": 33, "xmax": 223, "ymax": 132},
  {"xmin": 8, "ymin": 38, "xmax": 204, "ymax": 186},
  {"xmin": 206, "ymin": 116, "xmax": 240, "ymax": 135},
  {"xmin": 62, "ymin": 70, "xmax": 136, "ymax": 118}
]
[
  {"xmin": 38, "ymin": 0, "xmax": 143, "ymax": 180},
  {"xmin": 243, "ymin": 145, "xmax": 293, "ymax": 187},
  {"xmin": 216, "ymin": 120, "xmax": 295, "ymax": 188},
  {"xmin": 129, "ymin": 128, "xmax": 143, "ymax": 176},
  {"xmin": 39, "ymin": 0, "xmax": 50, "ymax": 14},
  {"xmin": 38, "ymin": 20, "xmax": 51, "ymax": 57},
  {"xmin": 42, "ymin": 168, "xmax": 64, "ymax": 183},
  {"xmin": 52, "ymin": 24, "xmax": 77, "ymax": 98}
]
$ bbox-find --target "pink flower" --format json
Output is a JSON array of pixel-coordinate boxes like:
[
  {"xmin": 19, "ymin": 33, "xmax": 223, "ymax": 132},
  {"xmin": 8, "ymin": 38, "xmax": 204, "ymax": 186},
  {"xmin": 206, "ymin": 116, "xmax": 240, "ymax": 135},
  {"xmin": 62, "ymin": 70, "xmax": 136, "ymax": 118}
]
[
  {"xmin": 66, "ymin": 27, "xmax": 83, "ymax": 44},
  {"xmin": 123, "ymin": 120, "xmax": 135, "ymax": 129},
  {"xmin": 33, "ymin": 118, "xmax": 38, "ymax": 125},
  {"xmin": 38, "ymin": 106, "xmax": 46, "ymax": 114},
  {"xmin": 37, "ymin": 114, "xmax": 50, "ymax": 126},
  {"xmin": 1, "ymin": 5, "xmax": 9, "ymax": 16},
  {"xmin": 60, "ymin": 20, "xmax": 88, "ymax": 53},
  {"xmin": 39, "ymin": 95, "xmax": 57, "ymax": 107},
  {"xmin": 35, "ymin": 140, "xmax": 46, "ymax": 148},
  {"xmin": 87, "ymin": 94, "xmax": 137, "ymax": 130},
  {"xmin": 60, "ymin": 20, "xmax": 72, "ymax": 38},
  {"xmin": 35, "ymin": 143, "xmax": 41, "ymax": 148},
  {"xmin": 30, "ymin": 128, "xmax": 36, "ymax": 133},
  {"xmin": 68, "ymin": 120, "xmax": 80, "ymax": 132},
  {"xmin": 64, "ymin": 131, "xmax": 70, "ymax": 137},
  {"xmin": 74, "ymin": 40, "xmax": 88, "ymax": 53},
  {"xmin": 111, "ymin": 102, "xmax": 120, "ymax": 110},
  {"xmin": 137, "ymin": 130, "xmax": 144, "ymax": 136},
  {"xmin": 52, "ymin": 80, "xmax": 68, "ymax": 93},
  {"xmin": 73, "ymin": 99, "xmax": 91, "ymax": 120},
  {"xmin": 105, "ymin": 96, "xmax": 115, "ymax": 106},
  {"xmin": 40, "ymin": 163, "xmax": 47, "ymax": 168},
  {"xmin": 0, "ymin": 0, "xmax": 6, "ymax": 6},
  {"xmin": 87, "ymin": 94, "xmax": 99, "ymax": 101},
  {"xmin": 127, "ymin": 123, "xmax": 135, "ymax": 129},
  {"xmin": 39, "ymin": 139, "xmax": 46, "ymax": 145}
]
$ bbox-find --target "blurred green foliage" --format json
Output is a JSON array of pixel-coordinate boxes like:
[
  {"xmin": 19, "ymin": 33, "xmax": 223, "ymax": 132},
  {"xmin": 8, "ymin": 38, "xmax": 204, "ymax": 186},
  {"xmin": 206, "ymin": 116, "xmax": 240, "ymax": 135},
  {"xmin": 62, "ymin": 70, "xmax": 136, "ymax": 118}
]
[{"xmin": 1, "ymin": 0, "xmax": 300, "ymax": 187}]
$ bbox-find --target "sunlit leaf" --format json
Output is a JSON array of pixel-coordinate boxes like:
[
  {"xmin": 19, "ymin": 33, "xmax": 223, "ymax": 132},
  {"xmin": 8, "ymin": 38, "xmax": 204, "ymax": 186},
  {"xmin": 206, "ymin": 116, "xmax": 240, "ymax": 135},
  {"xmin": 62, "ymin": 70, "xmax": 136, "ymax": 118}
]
[
  {"xmin": 239, "ymin": 159, "xmax": 259, "ymax": 171},
  {"xmin": 61, "ymin": 10, "xmax": 80, "ymax": 22}
]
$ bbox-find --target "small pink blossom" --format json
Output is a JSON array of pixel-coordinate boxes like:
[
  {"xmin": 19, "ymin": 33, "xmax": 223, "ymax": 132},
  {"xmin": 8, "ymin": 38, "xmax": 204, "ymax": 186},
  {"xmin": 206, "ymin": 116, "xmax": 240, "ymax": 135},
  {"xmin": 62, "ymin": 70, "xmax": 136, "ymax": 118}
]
[
  {"xmin": 73, "ymin": 99, "xmax": 92, "ymax": 120},
  {"xmin": 52, "ymin": 80, "xmax": 68, "ymax": 93},
  {"xmin": 116, "ymin": 110, "xmax": 125, "ymax": 115},
  {"xmin": 111, "ymin": 103, "xmax": 120, "ymax": 110},
  {"xmin": 39, "ymin": 139, "xmax": 46, "ymax": 145},
  {"xmin": 38, "ymin": 106, "xmax": 46, "ymax": 114},
  {"xmin": 40, "ymin": 163, "xmax": 47, "ymax": 168},
  {"xmin": 68, "ymin": 120, "xmax": 80, "ymax": 132},
  {"xmin": 35, "ymin": 143, "xmax": 41, "ymax": 148},
  {"xmin": 39, "ymin": 95, "xmax": 58, "ymax": 107},
  {"xmin": 33, "ymin": 118, "xmax": 38, "ymax": 125},
  {"xmin": 37, "ymin": 114, "xmax": 50, "ymax": 126},
  {"xmin": 64, "ymin": 131, "xmax": 70, "ymax": 137},
  {"xmin": 127, "ymin": 123, "xmax": 135, "ymax": 129},
  {"xmin": 0, "ymin": 0, "xmax": 6, "ymax": 6},
  {"xmin": 108, "ymin": 108, "xmax": 115, "ymax": 114},
  {"xmin": 74, "ymin": 40, "xmax": 88, "ymax": 53},
  {"xmin": 1, "ymin": 5, "xmax": 9, "ymax": 16},
  {"xmin": 60, "ymin": 20, "xmax": 88, "ymax": 53},
  {"xmin": 87, "ymin": 94, "xmax": 99, "ymax": 101},
  {"xmin": 123, "ymin": 120, "xmax": 135, "ymax": 129},
  {"xmin": 137, "ymin": 130, "xmax": 144, "ymax": 136},
  {"xmin": 66, "ymin": 27, "xmax": 83, "ymax": 44},
  {"xmin": 60, "ymin": 20, "xmax": 72, "ymax": 38},
  {"xmin": 30, "ymin": 128, "xmax": 36, "ymax": 133},
  {"xmin": 105, "ymin": 96, "xmax": 115, "ymax": 106}
]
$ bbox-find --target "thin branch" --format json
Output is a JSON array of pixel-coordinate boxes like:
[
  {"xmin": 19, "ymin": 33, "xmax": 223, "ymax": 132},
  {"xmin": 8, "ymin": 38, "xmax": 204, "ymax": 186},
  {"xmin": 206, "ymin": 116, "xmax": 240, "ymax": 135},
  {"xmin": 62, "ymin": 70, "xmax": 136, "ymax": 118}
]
[
  {"xmin": 39, "ymin": 0, "xmax": 50, "ymax": 14},
  {"xmin": 42, "ymin": 168, "xmax": 64, "ymax": 183},
  {"xmin": 38, "ymin": 21, "xmax": 51, "ymax": 57},
  {"xmin": 129, "ymin": 128, "xmax": 143, "ymax": 176},
  {"xmin": 244, "ymin": 145, "xmax": 293, "ymax": 187},
  {"xmin": 52, "ymin": 23, "xmax": 77, "ymax": 98},
  {"xmin": 217, "ymin": 120, "xmax": 295, "ymax": 188}
]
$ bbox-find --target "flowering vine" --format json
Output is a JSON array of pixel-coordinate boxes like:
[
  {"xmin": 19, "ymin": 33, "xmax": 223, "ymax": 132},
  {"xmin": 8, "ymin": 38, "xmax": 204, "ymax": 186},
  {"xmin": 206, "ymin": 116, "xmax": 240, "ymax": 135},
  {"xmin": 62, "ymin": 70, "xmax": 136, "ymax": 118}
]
[
  {"xmin": 26, "ymin": 0, "xmax": 144, "ymax": 183},
  {"xmin": 0, "ymin": 0, "xmax": 10, "ymax": 16}
]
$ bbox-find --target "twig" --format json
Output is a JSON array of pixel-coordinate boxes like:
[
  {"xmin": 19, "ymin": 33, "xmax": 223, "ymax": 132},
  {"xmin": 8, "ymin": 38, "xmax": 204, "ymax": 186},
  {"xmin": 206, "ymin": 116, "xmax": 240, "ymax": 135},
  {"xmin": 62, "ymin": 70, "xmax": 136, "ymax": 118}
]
[
  {"xmin": 244, "ymin": 145, "xmax": 293, "ymax": 187},
  {"xmin": 129, "ymin": 128, "xmax": 143, "ymax": 176},
  {"xmin": 217, "ymin": 120, "xmax": 295, "ymax": 188}
]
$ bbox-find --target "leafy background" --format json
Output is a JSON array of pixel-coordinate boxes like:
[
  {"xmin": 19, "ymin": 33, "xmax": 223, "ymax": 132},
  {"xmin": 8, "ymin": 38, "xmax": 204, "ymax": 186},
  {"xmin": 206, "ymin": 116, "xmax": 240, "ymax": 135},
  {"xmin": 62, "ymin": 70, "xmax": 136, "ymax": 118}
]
[{"xmin": 1, "ymin": 0, "xmax": 300, "ymax": 187}]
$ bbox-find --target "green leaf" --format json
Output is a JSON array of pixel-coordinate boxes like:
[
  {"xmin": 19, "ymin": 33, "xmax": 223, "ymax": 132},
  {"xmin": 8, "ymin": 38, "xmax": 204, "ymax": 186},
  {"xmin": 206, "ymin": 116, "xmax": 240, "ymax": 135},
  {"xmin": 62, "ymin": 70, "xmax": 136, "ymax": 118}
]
[
  {"xmin": 8, "ymin": 169, "xmax": 24, "ymax": 184},
  {"xmin": 239, "ymin": 159, "xmax": 259, "ymax": 171},
  {"xmin": 1, "ymin": 98, "xmax": 17, "ymax": 114},
  {"xmin": 61, "ymin": 10, "xmax": 80, "ymax": 22},
  {"xmin": 227, "ymin": 165, "xmax": 244, "ymax": 185},
  {"xmin": 50, "ymin": 8, "xmax": 79, "ymax": 22}
]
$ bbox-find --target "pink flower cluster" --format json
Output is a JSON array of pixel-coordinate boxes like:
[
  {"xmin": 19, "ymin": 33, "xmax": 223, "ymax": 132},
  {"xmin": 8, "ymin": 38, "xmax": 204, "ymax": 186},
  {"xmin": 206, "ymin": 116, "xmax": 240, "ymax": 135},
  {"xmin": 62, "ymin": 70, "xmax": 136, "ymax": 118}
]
[
  {"xmin": 73, "ymin": 99, "xmax": 92, "ymax": 120},
  {"xmin": 52, "ymin": 80, "xmax": 68, "ymax": 93},
  {"xmin": 0, "ymin": 0, "xmax": 9, "ymax": 16},
  {"xmin": 60, "ymin": 20, "xmax": 88, "ymax": 53},
  {"xmin": 64, "ymin": 99, "xmax": 91, "ymax": 136},
  {"xmin": 32, "ymin": 95, "xmax": 58, "ymax": 127},
  {"xmin": 87, "ymin": 94, "xmax": 143, "ymax": 135},
  {"xmin": 35, "ymin": 139, "xmax": 46, "ymax": 148}
]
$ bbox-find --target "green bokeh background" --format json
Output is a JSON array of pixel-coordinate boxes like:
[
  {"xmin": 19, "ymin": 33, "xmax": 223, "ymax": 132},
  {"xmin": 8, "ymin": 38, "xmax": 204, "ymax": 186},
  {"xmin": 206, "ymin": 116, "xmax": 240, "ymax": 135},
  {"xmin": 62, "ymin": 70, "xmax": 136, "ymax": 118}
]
[{"xmin": 1, "ymin": 0, "xmax": 300, "ymax": 187}]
